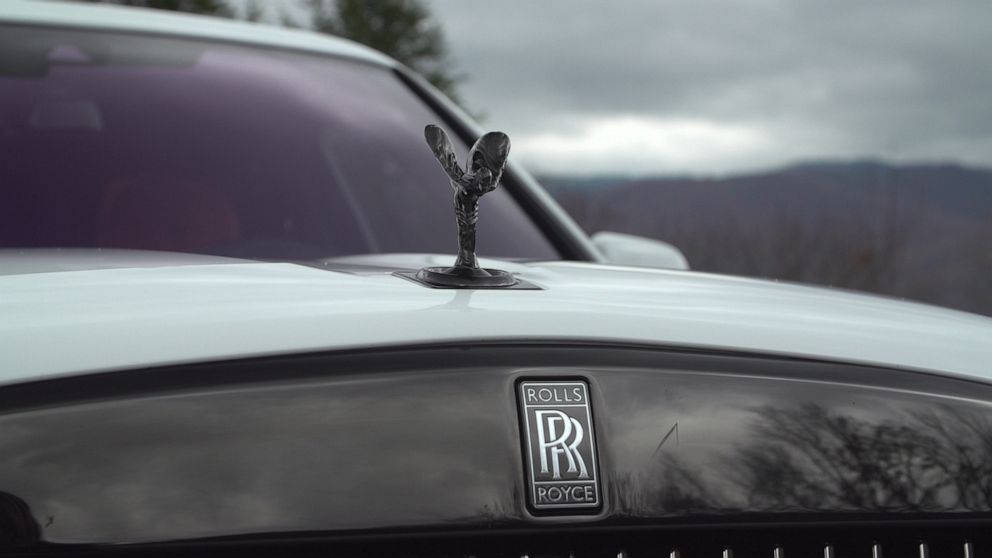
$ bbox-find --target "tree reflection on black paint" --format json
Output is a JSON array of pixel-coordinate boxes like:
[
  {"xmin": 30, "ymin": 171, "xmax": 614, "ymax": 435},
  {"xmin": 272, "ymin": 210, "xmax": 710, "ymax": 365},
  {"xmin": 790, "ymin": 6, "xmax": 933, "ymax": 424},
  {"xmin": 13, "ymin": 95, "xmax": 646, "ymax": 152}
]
[
  {"xmin": 629, "ymin": 403, "xmax": 992, "ymax": 515},
  {"xmin": 913, "ymin": 407, "xmax": 992, "ymax": 510},
  {"xmin": 738, "ymin": 404, "xmax": 951, "ymax": 511},
  {"xmin": 612, "ymin": 457, "xmax": 721, "ymax": 516}
]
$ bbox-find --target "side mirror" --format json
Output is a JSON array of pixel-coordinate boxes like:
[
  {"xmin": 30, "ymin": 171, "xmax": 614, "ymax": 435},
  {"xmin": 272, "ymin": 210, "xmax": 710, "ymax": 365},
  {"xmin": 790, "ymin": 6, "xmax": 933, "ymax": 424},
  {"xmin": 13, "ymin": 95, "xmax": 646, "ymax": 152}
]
[{"xmin": 591, "ymin": 231, "xmax": 689, "ymax": 270}]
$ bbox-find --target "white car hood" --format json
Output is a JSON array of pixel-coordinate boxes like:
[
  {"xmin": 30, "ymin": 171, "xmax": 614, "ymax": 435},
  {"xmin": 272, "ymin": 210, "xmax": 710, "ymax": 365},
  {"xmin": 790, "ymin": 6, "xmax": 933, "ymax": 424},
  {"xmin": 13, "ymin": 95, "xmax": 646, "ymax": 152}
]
[{"xmin": 2, "ymin": 251, "xmax": 991, "ymax": 385}]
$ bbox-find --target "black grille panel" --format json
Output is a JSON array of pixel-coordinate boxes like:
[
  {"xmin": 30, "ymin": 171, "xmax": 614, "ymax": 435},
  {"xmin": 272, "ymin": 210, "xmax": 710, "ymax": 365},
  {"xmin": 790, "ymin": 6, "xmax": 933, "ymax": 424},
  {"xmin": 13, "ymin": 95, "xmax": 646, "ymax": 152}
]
[
  {"xmin": 330, "ymin": 526, "xmax": 989, "ymax": 558},
  {"xmin": 31, "ymin": 525, "xmax": 992, "ymax": 557}
]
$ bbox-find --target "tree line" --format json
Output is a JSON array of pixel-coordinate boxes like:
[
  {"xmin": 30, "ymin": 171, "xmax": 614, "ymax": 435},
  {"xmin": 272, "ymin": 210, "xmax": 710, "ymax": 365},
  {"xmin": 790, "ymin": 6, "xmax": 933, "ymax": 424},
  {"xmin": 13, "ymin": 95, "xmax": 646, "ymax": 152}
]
[{"xmin": 73, "ymin": 0, "xmax": 464, "ymax": 103}]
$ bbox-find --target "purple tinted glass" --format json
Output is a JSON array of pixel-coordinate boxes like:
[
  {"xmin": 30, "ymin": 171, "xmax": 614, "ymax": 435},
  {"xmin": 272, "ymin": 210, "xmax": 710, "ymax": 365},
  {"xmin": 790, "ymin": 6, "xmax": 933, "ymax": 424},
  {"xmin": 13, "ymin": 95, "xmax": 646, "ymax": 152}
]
[{"xmin": 0, "ymin": 26, "xmax": 558, "ymax": 261}]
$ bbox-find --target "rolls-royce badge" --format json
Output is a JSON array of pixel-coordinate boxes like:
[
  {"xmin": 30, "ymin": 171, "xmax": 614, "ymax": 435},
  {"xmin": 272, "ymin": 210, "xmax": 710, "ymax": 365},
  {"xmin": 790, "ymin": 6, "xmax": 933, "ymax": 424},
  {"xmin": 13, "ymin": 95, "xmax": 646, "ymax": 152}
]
[{"xmin": 518, "ymin": 380, "xmax": 601, "ymax": 512}]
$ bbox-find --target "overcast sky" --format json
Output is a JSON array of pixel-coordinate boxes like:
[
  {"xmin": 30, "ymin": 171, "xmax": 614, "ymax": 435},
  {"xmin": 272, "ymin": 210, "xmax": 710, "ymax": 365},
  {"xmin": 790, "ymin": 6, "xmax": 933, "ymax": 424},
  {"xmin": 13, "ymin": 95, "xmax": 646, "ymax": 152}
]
[
  {"xmin": 254, "ymin": 0, "xmax": 992, "ymax": 176},
  {"xmin": 420, "ymin": 0, "xmax": 992, "ymax": 176}
]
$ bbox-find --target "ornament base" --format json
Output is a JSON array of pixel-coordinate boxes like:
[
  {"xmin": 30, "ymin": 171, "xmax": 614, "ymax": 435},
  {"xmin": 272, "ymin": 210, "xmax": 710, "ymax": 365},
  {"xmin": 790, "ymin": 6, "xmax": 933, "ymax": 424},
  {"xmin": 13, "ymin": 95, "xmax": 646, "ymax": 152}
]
[{"xmin": 415, "ymin": 266, "xmax": 518, "ymax": 288}]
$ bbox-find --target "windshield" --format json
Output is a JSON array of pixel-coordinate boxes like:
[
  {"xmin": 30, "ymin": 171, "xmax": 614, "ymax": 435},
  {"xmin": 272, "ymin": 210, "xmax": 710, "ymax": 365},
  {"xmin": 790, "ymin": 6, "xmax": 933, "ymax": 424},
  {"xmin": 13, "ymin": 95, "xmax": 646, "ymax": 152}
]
[{"xmin": 0, "ymin": 25, "xmax": 558, "ymax": 261}]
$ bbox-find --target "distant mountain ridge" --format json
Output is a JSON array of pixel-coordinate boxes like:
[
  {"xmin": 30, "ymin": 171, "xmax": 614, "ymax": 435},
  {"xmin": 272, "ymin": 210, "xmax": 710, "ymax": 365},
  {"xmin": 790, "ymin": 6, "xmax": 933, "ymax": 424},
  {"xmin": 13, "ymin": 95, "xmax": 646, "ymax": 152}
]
[{"xmin": 542, "ymin": 161, "xmax": 992, "ymax": 317}]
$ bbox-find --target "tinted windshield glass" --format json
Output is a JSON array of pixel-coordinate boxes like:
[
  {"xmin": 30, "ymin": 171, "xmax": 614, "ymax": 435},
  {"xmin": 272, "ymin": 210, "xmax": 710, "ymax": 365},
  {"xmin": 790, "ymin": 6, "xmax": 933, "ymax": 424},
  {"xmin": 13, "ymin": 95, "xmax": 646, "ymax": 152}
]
[{"xmin": 0, "ymin": 26, "xmax": 558, "ymax": 261}]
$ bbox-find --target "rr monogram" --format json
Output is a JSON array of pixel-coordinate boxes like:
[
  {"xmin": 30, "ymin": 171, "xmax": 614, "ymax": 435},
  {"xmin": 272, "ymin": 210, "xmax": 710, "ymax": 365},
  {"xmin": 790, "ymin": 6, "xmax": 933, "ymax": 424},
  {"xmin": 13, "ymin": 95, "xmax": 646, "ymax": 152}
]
[{"xmin": 535, "ymin": 410, "xmax": 589, "ymax": 480}]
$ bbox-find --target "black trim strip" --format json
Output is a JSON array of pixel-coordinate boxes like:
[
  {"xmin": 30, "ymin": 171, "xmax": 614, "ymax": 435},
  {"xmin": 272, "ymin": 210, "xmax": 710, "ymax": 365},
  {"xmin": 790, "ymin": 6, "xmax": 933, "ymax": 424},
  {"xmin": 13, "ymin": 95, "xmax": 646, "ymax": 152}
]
[{"xmin": 2, "ymin": 341, "xmax": 990, "ymax": 415}]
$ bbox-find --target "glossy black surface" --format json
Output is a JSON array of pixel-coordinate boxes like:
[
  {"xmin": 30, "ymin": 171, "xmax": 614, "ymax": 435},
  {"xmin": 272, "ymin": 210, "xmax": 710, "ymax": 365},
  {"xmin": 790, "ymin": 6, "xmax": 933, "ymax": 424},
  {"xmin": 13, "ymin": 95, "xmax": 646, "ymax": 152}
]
[{"xmin": 1, "ymin": 345, "xmax": 991, "ymax": 546}]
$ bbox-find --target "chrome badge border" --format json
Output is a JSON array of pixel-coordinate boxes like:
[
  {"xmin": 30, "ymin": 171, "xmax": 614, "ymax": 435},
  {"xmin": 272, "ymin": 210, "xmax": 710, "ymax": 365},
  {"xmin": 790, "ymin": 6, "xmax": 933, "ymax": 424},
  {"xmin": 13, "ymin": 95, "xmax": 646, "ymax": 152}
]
[{"xmin": 517, "ymin": 379, "xmax": 602, "ymax": 513}]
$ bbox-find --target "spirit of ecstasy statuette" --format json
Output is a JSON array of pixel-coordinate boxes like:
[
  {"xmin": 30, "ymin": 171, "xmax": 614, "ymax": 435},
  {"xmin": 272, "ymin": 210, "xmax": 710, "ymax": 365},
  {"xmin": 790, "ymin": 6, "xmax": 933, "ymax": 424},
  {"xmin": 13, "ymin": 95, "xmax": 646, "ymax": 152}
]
[{"xmin": 416, "ymin": 125, "xmax": 517, "ymax": 287}]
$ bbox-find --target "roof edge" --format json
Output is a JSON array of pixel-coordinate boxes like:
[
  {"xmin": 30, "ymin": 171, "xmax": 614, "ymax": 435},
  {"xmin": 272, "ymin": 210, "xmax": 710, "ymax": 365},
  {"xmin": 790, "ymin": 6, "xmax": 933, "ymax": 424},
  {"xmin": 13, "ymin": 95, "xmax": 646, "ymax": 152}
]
[{"xmin": 1, "ymin": 0, "xmax": 395, "ymax": 67}]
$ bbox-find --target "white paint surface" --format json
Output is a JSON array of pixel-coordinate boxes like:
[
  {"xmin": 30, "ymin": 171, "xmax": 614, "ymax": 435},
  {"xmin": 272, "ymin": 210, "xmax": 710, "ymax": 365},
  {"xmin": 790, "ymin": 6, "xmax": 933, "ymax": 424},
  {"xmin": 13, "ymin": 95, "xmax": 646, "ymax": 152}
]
[{"xmin": 1, "ymin": 253, "xmax": 990, "ymax": 385}]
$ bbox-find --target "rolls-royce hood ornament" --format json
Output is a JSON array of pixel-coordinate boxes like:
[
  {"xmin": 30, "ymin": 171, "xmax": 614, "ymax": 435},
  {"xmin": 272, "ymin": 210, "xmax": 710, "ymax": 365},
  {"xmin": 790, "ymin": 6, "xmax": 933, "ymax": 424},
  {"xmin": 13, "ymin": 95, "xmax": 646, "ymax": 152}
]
[{"xmin": 414, "ymin": 125, "xmax": 518, "ymax": 288}]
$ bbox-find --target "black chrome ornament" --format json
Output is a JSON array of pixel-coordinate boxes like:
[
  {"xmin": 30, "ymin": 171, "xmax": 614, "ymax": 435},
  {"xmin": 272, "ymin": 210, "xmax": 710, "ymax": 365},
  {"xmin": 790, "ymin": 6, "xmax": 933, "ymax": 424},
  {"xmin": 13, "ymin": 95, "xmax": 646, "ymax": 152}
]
[
  {"xmin": 416, "ymin": 125, "xmax": 517, "ymax": 288},
  {"xmin": 518, "ymin": 380, "xmax": 601, "ymax": 512}
]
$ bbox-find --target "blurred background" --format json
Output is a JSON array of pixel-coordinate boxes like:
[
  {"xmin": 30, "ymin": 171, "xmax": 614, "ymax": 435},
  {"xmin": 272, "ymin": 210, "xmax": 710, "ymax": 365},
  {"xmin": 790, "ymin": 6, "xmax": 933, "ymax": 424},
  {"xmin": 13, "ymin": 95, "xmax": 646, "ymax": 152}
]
[{"xmin": 63, "ymin": 0, "xmax": 992, "ymax": 315}]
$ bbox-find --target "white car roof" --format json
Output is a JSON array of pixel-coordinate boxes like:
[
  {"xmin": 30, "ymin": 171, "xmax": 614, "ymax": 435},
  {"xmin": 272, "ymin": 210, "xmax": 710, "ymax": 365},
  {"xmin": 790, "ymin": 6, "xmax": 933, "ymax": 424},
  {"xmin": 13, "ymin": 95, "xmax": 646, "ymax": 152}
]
[
  {"xmin": 0, "ymin": 0, "xmax": 395, "ymax": 67},
  {"xmin": 2, "ymin": 253, "xmax": 991, "ymax": 385}
]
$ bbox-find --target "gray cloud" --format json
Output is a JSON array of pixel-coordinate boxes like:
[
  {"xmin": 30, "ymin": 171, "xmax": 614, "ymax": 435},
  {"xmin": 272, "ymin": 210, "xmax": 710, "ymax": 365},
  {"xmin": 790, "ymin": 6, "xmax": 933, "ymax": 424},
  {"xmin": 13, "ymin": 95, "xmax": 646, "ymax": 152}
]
[{"xmin": 428, "ymin": 0, "xmax": 992, "ymax": 175}]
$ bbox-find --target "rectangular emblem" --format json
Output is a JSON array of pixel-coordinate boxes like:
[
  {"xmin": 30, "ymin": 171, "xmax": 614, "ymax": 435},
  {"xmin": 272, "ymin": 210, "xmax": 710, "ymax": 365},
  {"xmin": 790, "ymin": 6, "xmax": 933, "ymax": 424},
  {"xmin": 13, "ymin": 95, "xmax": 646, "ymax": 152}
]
[{"xmin": 518, "ymin": 380, "xmax": 601, "ymax": 512}]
